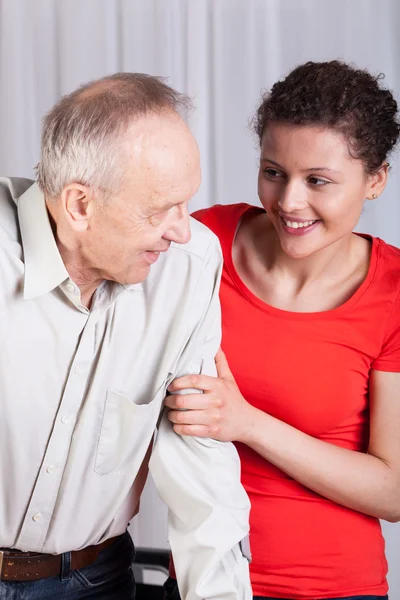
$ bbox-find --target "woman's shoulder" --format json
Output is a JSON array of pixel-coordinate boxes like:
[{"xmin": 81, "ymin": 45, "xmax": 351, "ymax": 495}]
[
  {"xmin": 378, "ymin": 237, "xmax": 400, "ymax": 260},
  {"xmin": 191, "ymin": 203, "xmax": 258, "ymax": 238},
  {"xmin": 369, "ymin": 237, "xmax": 400, "ymax": 371},
  {"xmin": 374, "ymin": 237, "xmax": 400, "ymax": 289}
]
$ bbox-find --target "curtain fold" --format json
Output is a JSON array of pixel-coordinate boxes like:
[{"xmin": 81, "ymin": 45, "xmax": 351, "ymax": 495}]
[{"xmin": 1, "ymin": 0, "xmax": 399, "ymax": 593}]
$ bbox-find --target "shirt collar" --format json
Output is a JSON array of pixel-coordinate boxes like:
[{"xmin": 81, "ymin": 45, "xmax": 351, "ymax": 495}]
[
  {"xmin": 122, "ymin": 283, "xmax": 143, "ymax": 291},
  {"xmin": 18, "ymin": 182, "xmax": 143, "ymax": 299},
  {"xmin": 18, "ymin": 182, "xmax": 69, "ymax": 299}
]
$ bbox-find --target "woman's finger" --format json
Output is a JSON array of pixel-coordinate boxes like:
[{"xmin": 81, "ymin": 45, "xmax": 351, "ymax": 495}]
[{"xmin": 165, "ymin": 393, "xmax": 211, "ymax": 410}]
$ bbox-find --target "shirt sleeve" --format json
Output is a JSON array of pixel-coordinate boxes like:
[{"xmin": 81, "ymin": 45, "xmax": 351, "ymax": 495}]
[
  {"xmin": 149, "ymin": 235, "xmax": 252, "ymax": 600},
  {"xmin": 372, "ymin": 288, "xmax": 400, "ymax": 372}
]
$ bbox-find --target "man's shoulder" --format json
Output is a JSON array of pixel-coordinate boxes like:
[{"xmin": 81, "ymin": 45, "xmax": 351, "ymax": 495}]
[
  {"xmin": 148, "ymin": 218, "xmax": 222, "ymax": 292},
  {"xmin": 143, "ymin": 218, "xmax": 221, "ymax": 308},
  {"xmin": 170, "ymin": 216, "xmax": 222, "ymax": 262},
  {"xmin": 0, "ymin": 177, "xmax": 34, "ymax": 242}
]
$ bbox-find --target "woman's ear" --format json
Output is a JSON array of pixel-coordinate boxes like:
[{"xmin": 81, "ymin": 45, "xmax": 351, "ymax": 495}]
[{"xmin": 366, "ymin": 162, "xmax": 390, "ymax": 201}]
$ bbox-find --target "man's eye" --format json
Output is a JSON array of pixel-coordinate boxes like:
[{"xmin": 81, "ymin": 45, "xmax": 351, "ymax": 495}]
[{"xmin": 149, "ymin": 210, "xmax": 168, "ymax": 225}]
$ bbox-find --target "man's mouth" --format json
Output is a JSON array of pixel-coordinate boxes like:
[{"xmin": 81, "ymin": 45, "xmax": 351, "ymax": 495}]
[{"xmin": 144, "ymin": 251, "xmax": 161, "ymax": 264}]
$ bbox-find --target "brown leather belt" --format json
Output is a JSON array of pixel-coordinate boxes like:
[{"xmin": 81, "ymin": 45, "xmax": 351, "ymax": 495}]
[{"xmin": 0, "ymin": 536, "xmax": 119, "ymax": 582}]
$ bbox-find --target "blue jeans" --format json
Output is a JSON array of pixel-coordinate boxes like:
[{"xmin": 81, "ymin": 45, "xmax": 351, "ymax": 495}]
[
  {"xmin": 164, "ymin": 578, "xmax": 388, "ymax": 600},
  {"xmin": 0, "ymin": 531, "xmax": 135, "ymax": 599}
]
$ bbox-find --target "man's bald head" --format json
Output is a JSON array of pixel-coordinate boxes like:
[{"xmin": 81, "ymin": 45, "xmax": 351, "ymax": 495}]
[{"xmin": 37, "ymin": 73, "xmax": 193, "ymax": 201}]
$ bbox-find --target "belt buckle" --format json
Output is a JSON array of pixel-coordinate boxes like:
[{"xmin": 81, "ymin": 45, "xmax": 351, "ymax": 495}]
[{"xmin": 0, "ymin": 551, "xmax": 3, "ymax": 577}]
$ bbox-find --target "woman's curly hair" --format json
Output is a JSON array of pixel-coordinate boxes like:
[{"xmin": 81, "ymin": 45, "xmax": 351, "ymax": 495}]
[{"xmin": 252, "ymin": 60, "xmax": 400, "ymax": 173}]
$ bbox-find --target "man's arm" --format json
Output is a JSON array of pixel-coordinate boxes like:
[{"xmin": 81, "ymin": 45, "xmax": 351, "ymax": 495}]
[{"xmin": 149, "ymin": 236, "xmax": 252, "ymax": 600}]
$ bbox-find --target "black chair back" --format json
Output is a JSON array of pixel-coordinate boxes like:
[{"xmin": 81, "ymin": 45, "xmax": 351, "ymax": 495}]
[{"xmin": 133, "ymin": 547, "xmax": 170, "ymax": 600}]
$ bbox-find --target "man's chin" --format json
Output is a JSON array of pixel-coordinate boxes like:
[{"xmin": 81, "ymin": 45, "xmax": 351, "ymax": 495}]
[{"xmin": 120, "ymin": 263, "xmax": 151, "ymax": 286}]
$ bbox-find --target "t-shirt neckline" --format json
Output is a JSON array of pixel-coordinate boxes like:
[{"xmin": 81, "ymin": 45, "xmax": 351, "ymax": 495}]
[{"xmin": 223, "ymin": 205, "xmax": 380, "ymax": 320}]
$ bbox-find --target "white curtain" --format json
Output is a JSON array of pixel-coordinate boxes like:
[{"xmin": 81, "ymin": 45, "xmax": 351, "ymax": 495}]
[{"xmin": 1, "ymin": 0, "xmax": 399, "ymax": 594}]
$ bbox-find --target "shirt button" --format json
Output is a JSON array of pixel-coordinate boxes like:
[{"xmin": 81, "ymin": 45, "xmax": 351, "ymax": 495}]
[
  {"xmin": 46, "ymin": 466, "xmax": 56, "ymax": 474},
  {"xmin": 32, "ymin": 513, "xmax": 42, "ymax": 522},
  {"xmin": 66, "ymin": 283, "xmax": 75, "ymax": 292},
  {"xmin": 61, "ymin": 415, "xmax": 69, "ymax": 424},
  {"xmin": 74, "ymin": 364, "xmax": 82, "ymax": 374}
]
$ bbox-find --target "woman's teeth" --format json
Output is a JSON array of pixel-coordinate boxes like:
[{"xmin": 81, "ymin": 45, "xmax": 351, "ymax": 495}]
[{"xmin": 283, "ymin": 219, "xmax": 317, "ymax": 229}]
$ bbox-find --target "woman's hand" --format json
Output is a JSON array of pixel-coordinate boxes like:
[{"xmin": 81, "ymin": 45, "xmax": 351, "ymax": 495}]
[{"xmin": 165, "ymin": 349, "xmax": 255, "ymax": 442}]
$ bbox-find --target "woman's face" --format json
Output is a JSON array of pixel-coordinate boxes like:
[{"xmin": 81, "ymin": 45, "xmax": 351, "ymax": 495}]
[{"xmin": 258, "ymin": 122, "xmax": 386, "ymax": 259}]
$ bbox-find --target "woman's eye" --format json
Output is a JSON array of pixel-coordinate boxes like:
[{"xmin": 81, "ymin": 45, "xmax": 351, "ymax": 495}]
[
  {"xmin": 308, "ymin": 176, "xmax": 329, "ymax": 186},
  {"xmin": 264, "ymin": 168, "xmax": 284, "ymax": 179}
]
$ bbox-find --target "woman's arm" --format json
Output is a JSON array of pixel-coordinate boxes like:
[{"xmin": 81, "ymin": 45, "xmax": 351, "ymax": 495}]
[{"xmin": 166, "ymin": 351, "xmax": 400, "ymax": 522}]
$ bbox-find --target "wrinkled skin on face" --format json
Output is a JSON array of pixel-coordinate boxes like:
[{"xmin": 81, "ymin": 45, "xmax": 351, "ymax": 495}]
[{"xmin": 49, "ymin": 111, "xmax": 201, "ymax": 303}]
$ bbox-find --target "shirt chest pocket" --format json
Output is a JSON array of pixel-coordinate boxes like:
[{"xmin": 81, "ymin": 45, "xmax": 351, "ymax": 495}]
[{"xmin": 94, "ymin": 381, "xmax": 167, "ymax": 477}]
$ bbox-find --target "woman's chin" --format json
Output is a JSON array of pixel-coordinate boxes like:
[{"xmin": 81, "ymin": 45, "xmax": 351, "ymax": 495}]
[{"xmin": 279, "ymin": 240, "xmax": 319, "ymax": 260}]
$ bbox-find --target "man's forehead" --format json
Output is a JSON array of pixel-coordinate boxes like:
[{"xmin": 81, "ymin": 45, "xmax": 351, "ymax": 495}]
[
  {"xmin": 127, "ymin": 111, "xmax": 189, "ymax": 144},
  {"xmin": 126, "ymin": 163, "xmax": 200, "ymax": 216},
  {"xmin": 119, "ymin": 113, "xmax": 200, "ymax": 205},
  {"xmin": 144, "ymin": 173, "xmax": 200, "ymax": 208},
  {"xmin": 124, "ymin": 118, "xmax": 199, "ymax": 176}
]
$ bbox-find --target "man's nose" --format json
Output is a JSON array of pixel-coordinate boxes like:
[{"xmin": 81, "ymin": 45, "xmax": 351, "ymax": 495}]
[{"xmin": 164, "ymin": 204, "xmax": 191, "ymax": 245}]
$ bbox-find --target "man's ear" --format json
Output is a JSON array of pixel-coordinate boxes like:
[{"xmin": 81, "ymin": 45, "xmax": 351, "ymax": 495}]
[
  {"xmin": 366, "ymin": 162, "xmax": 389, "ymax": 201},
  {"xmin": 59, "ymin": 184, "xmax": 94, "ymax": 232}
]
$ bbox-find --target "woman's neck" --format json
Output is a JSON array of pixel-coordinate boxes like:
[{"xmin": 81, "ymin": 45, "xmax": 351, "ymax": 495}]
[
  {"xmin": 233, "ymin": 211, "xmax": 371, "ymax": 312},
  {"xmin": 250, "ymin": 213, "xmax": 361, "ymax": 287}
]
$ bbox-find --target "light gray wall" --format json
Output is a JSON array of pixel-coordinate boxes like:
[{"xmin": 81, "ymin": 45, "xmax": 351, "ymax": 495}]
[{"xmin": 1, "ymin": 0, "xmax": 399, "ymax": 595}]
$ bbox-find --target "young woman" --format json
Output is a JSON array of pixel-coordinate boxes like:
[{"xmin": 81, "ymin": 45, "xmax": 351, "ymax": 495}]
[{"xmin": 165, "ymin": 61, "xmax": 400, "ymax": 599}]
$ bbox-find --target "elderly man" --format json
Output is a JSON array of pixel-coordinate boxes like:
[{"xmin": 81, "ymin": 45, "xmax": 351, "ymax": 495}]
[{"xmin": 0, "ymin": 74, "xmax": 251, "ymax": 600}]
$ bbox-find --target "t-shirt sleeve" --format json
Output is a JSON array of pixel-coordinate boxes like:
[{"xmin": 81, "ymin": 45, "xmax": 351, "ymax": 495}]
[
  {"xmin": 191, "ymin": 206, "xmax": 224, "ymax": 236},
  {"xmin": 371, "ymin": 288, "xmax": 400, "ymax": 372},
  {"xmin": 192, "ymin": 203, "xmax": 250, "ymax": 238},
  {"xmin": 191, "ymin": 207, "xmax": 211, "ymax": 223}
]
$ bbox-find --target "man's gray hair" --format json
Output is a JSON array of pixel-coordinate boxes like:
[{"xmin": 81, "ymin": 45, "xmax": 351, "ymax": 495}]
[{"xmin": 36, "ymin": 73, "xmax": 192, "ymax": 200}]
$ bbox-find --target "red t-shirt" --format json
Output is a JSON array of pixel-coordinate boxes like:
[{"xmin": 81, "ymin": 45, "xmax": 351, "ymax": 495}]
[{"xmin": 192, "ymin": 203, "xmax": 400, "ymax": 599}]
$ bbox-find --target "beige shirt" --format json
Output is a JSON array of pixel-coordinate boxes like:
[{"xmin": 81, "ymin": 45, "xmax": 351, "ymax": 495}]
[{"xmin": 0, "ymin": 177, "xmax": 251, "ymax": 599}]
